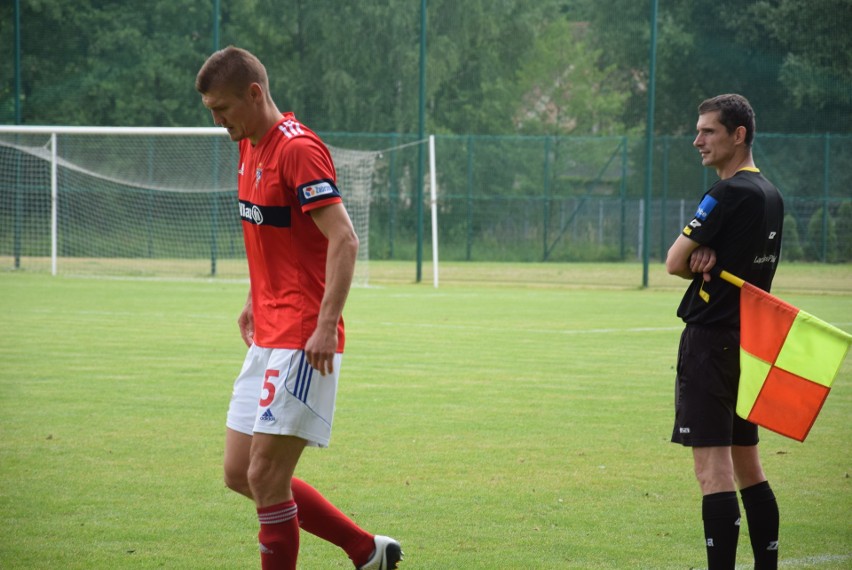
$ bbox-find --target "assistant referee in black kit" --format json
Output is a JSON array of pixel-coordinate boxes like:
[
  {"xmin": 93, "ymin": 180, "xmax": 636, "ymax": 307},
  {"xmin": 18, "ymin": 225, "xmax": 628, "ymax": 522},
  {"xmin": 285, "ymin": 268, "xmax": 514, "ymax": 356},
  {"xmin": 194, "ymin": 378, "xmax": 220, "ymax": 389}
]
[{"xmin": 665, "ymin": 94, "xmax": 784, "ymax": 570}]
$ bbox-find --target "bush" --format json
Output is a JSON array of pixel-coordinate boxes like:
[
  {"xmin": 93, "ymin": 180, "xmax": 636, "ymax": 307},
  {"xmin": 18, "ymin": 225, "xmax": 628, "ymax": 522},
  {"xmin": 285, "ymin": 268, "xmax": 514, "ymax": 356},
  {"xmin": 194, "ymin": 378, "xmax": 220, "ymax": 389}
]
[
  {"xmin": 805, "ymin": 207, "xmax": 838, "ymax": 262},
  {"xmin": 834, "ymin": 202, "xmax": 852, "ymax": 262},
  {"xmin": 782, "ymin": 214, "xmax": 804, "ymax": 261}
]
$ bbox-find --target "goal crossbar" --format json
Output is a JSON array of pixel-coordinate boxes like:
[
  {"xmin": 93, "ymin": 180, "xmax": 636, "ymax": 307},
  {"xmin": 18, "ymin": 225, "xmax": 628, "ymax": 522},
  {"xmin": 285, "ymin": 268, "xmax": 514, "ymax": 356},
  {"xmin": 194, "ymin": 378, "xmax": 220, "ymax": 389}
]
[{"xmin": 0, "ymin": 125, "xmax": 378, "ymax": 285}]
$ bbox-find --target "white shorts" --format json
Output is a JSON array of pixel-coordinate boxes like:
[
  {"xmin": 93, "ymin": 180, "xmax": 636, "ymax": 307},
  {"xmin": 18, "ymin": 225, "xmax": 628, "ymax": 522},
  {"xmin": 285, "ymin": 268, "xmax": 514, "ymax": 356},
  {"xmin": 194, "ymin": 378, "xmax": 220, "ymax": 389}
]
[{"xmin": 226, "ymin": 344, "xmax": 341, "ymax": 447}]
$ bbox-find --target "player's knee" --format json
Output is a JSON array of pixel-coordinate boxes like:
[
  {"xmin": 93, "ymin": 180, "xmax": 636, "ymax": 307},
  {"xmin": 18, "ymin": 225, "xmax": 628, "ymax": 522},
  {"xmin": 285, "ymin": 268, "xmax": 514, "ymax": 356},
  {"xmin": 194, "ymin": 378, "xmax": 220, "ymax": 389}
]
[
  {"xmin": 694, "ymin": 464, "xmax": 734, "ymax": 495},
  {"xmin": 246, "ymin": 455, "xmax": 274, "ymax": 494},
  {"xmin": 224, "ymin": 465, "xmax": 252, "ymax": 498}
]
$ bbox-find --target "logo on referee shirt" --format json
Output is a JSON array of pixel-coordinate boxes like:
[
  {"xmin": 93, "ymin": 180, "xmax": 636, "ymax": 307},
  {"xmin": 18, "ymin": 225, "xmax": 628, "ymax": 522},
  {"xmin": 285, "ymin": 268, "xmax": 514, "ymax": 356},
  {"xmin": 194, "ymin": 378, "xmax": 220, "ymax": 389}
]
[
  {"xmin": 259, "ymin": 409, "xmax": 275, "ymax": 422},
  {"xmin": 694, "ymin": 195, "xmax": 718, "ymax": 221}
]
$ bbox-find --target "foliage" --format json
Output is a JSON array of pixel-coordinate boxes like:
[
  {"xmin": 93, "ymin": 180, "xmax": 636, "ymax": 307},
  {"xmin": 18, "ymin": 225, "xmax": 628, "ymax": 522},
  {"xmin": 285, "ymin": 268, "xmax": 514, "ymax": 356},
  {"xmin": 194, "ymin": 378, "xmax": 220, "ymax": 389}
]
[
  {"xmin": 750, "ymin": 0, "xmax": 852, "ymax": 120},
  {"xmin": 806, "ymin": 207, "xmax": 838, "ymax": 262},
  {"xmin": 513, "ymin": 18, "xmax": 630, "ymax": 136},
  {"xmin": 835, "ymin": 202, "xmax": 852, "ymax": 262},
  {"xmin": 1, "ymin": 0, "xmax": 850, "ymax": 134},
  {"xmin": 781, "ymin": 213, "xmax": 804, "ymax": 262},
  {"xmin": 579, "ymin": 0, "xmax": 852, "ymax": 135}
]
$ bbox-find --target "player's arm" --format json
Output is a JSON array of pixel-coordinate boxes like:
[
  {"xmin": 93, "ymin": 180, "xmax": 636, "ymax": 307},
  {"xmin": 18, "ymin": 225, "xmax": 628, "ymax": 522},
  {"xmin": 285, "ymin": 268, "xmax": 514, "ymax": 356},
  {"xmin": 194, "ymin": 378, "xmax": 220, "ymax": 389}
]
[
  {"xmin": 305, "ymin": 203, "xmax": 359, "ymax": 375},
  {"xmin": 237, "ymin": 289, "xmax": 254, "ymax": 347},
  {"xmin": 666, "ymin": 234, "xmax": 717, "ymax": 280}
]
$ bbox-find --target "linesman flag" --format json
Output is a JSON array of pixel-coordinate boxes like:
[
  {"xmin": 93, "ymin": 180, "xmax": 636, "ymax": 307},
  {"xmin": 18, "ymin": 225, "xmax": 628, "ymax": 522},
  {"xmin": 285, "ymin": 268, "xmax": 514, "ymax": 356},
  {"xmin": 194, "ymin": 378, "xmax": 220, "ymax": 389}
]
[{"xmin": 719, "ymin": 270, "xmax": 852, "ymax": 442}]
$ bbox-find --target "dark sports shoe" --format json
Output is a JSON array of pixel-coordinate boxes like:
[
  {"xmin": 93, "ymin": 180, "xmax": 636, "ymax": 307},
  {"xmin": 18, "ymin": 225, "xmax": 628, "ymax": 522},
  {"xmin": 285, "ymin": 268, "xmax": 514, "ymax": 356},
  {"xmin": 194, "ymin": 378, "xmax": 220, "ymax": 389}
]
[{"xmin": 357, "ymin": 535, "xmax": 403, "ymax": 570}]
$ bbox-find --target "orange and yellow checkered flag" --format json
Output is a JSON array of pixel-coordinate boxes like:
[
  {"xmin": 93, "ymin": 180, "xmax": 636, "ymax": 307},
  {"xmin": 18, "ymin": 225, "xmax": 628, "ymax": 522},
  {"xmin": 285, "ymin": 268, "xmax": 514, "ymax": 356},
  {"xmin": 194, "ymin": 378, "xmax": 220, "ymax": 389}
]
[{"xmin": 719, "ymin": 270, "xmax": 852, "ymax": 441}]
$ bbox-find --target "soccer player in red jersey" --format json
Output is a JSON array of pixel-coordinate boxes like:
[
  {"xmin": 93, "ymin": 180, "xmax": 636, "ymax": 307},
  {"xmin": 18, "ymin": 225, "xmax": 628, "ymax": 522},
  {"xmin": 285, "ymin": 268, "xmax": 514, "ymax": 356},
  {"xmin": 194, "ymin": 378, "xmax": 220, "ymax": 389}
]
[
  {"xmin": 196, "ymin": 46, "xmax": 402, "ymax": 570},
  {"xmin": 666, "ymin": 94, "xmax": 783, "ymax": 570}
]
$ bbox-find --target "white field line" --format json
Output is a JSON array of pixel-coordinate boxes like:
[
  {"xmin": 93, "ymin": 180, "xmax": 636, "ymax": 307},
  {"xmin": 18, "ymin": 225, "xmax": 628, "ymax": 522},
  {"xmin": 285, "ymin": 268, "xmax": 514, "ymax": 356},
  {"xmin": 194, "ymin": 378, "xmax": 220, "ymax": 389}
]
[
  {"xmin": 375, "ymin": 321, "xmax": 683, "ymax": 335},
  {"xmin": 376, "ymin": 321, "xmax": 852, "ymax": 336},
  {"xmin": 712, "ymin": 552, "xmax": 852, "ymax": 569},
  {"xmin": 26, "ymin": 308, "xmax": 852, "ymax": 336}
]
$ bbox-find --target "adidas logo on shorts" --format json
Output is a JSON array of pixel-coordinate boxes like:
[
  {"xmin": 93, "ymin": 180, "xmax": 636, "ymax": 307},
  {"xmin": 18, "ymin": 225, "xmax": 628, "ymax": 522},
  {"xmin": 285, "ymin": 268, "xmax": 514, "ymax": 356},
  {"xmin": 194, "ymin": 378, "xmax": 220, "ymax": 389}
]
[{"xmin": 259, "ymin": 409, "xmax": 275, "ymax": 422}]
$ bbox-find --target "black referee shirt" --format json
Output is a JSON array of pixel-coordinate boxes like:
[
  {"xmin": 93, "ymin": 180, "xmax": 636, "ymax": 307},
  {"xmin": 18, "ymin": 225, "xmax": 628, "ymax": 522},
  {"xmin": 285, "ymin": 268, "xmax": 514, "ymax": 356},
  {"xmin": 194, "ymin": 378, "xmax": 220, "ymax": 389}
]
[{"xmin": 677, "ymin": 169, "xmax": 784, "ymax": 327}]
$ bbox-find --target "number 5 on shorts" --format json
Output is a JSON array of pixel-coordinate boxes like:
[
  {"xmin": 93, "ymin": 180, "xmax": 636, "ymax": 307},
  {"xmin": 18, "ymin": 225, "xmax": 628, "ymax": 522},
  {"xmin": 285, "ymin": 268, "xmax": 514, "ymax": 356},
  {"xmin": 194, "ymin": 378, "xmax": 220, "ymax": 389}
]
[{"xmin": 260, "ymin": 369, "xmax": 279, "ymax": 407}]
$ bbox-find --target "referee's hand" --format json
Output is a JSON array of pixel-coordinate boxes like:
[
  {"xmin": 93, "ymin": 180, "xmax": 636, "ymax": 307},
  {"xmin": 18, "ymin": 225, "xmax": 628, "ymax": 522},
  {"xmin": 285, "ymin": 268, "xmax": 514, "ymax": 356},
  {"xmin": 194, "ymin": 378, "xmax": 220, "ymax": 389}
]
[{"xmin": 689, "ymin": 246, "xmax": 717, "ymax": 282}]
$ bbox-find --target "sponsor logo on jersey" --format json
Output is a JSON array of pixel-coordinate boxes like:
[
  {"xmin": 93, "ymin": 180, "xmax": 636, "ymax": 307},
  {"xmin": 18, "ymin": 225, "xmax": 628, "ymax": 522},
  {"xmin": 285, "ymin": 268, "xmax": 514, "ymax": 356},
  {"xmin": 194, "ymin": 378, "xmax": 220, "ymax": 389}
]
[
  {"xmin": 753, "ymin": 254, "xmax": 778, "ymax": 265},
  {"xmin": 302, "ymin": 181, "xmax": 336, "ymax": 201},
  {"xmin": 240, "ymin": 201, "xmax": 264, "ymax": 225},
  {"xmin": 239, "ymin": 201, "xmax": 291, "ymax": 228},
  {"xmin": 694, "ymin": 195, "xmax": 718, "ymax": 221}
]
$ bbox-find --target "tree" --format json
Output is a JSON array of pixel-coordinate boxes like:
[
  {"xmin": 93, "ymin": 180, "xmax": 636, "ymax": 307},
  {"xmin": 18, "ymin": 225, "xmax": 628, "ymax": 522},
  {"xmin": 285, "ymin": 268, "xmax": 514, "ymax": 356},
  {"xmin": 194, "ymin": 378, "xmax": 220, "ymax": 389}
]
[
  {"xmin": 750, "ymin": 0, "xmax": 852, "ymax": 131},
  {"xmin": 513, "ymin": 18, "xmax": 629, "ymax": 136},
  {"xmin": 11, "ymin": 0, "xmax": 212, "ymax": 126},
  {"xmin": 781, "ymin": 213, "xmax": 804, "ymax": 261},
  {"xmin": 833, "ymin": 202, "xmax": 852, "ymax": 262},
  {"xmin": 579, "ymin": 0, "xmax": 852, "ymax": 135}
]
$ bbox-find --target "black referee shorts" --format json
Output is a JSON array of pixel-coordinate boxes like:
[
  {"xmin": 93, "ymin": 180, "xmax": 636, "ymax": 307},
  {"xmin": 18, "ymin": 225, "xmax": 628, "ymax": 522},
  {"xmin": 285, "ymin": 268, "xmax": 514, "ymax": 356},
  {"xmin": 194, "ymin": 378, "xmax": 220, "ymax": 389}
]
[{"xmin": 671, "ymin": 324, "xmax": 759, "ymax": 447}]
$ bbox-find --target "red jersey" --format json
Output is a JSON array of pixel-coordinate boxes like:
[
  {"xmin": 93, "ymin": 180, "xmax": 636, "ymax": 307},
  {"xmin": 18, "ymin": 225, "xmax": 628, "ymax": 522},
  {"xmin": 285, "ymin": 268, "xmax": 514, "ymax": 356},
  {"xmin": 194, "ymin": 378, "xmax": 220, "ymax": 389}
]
[{"xmin": 237, "ymin": 113, "xmax": 345, "ymax": 351}]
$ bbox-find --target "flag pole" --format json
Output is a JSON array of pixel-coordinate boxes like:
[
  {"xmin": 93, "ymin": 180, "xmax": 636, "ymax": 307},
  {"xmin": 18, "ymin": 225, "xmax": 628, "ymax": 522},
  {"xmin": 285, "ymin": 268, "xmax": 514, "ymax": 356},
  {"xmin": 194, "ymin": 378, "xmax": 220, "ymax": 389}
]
[{"xmin": 718, "ymin": 269, "xmax": 745, "ymax": 289}]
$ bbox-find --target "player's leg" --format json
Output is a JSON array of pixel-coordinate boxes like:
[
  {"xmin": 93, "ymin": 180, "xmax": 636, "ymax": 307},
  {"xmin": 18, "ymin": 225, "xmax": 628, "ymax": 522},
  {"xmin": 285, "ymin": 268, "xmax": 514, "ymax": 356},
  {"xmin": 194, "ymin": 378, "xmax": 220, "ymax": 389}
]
[
  {"xmin": 693, "ymin": 446, "xmax": 741, "ymax": 570},
  {"xmin": 249, "ymin": 349, "xmax": 402, "ymax": 569},
  {"xmin": 733, "ymin": 444, "xmax": 779, "ymax": 569},
  {"xmin": 224, "ymin": 431, "xmax": 394, "ymax": 568},
  {"xmin": 674, "ymin": 326, "xmax": 742, "ymax": 569},
  {"xmin": 225, "ymin": 344, "xmax": 273, "ymax": 499},
  {"xmin": 692, "ymin": 446, "xmax": 736, "ymax": 494},
  {"xmin": 732, "ymin": 442, "xmax": 765, "ymax": 489},
  {"xmin": 250, "ymin": 433, "xmax": 306, "ymax": 570},
  {"xmin": 290, "ymin": 478, "xmax": 402, "ymax": 569},
  {"xmin": 224, "ymin": 428, "xmax": 253, "ymax": 498}
]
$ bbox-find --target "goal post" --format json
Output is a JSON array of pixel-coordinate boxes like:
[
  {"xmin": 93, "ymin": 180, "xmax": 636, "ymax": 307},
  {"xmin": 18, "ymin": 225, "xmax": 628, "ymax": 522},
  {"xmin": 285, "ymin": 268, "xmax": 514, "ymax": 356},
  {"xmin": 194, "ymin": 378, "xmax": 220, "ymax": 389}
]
[{"xmin": 0, "ymin": 126, "xmax": 376, "ymax": 285}]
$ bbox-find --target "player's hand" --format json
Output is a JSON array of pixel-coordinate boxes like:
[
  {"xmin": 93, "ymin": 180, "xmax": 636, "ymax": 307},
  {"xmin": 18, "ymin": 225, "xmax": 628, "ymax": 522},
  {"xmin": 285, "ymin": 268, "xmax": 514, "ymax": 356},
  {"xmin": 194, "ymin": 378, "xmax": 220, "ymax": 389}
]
[
  {"xmin": 238, "ymin": 303, "xmax": 254, "ymax": 347},
  {"xmin": 305, "ymin": 324, "xmax": 337, "ymax": 375},
  {"xmin": 689, "ymin": 246, "xmax": 717, "ymax": 282}
]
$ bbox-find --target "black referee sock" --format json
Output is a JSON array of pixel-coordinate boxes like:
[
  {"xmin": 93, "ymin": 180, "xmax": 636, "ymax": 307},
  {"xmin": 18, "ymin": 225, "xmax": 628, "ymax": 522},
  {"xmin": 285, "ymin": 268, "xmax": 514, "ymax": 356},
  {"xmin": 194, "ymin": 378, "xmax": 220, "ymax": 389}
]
[
  {"xmin": 740, "ymin": 481, "xmax": 779, "ymax": 570},
  {"xmin": 702, "ymin": 491, "xmax": 741, "ymax": 570}
]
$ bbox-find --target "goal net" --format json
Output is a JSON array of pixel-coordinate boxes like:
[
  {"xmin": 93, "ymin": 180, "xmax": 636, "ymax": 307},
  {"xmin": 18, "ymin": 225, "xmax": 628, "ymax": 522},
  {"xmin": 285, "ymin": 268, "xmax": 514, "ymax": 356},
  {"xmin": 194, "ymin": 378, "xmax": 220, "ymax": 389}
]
[{"xmin": 0, "ymin": 127, "xmax": 376, "ymax": 286}]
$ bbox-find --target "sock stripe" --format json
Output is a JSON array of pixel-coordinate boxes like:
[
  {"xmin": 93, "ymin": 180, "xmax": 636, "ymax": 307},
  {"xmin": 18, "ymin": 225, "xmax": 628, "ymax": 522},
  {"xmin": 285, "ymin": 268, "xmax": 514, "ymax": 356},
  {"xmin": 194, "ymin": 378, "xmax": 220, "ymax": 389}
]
[{"xmin": 258, "ymin": 503, "xmax": 299, "ymax": 525}]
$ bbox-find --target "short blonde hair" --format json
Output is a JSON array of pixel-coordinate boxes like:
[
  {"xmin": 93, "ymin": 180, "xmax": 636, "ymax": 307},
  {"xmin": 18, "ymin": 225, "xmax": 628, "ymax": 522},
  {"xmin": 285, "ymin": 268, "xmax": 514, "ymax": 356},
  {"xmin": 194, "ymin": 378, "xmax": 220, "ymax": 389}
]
[{"xmin": 195, "ymin": 46, "xmax": 270, "ymax": 97}]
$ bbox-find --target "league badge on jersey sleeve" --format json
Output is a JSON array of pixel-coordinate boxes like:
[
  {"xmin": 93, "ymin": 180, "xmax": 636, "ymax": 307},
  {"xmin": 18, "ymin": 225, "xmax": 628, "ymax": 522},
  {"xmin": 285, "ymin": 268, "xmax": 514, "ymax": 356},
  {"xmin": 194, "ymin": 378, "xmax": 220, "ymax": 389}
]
[
  {"xmin": 683, "ymin": 194, "xmax": 719, "ymax": 236},
  {"xmin": 297, "ymin": 179, "xmax": 341, "ymax": 208}
]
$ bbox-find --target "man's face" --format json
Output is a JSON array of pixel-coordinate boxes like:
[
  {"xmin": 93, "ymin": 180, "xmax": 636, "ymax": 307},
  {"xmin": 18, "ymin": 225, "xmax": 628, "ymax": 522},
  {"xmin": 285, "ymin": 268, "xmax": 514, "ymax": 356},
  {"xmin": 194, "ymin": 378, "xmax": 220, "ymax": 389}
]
[
  {"xmin": 693, "ymin": 111, "xmax": 738, "ymax": 169},
  {"xmin": 201, "ymin": 86, "xmax": 255, "ymax": 142}
]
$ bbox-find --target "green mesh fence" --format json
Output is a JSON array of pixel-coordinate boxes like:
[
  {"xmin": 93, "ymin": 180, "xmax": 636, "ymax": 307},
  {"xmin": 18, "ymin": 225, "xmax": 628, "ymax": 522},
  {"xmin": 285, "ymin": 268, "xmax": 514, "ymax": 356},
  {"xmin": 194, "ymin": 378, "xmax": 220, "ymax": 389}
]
[{"xmin": 1, "ymin": 1, "xmax": 850, "ymax": 281}]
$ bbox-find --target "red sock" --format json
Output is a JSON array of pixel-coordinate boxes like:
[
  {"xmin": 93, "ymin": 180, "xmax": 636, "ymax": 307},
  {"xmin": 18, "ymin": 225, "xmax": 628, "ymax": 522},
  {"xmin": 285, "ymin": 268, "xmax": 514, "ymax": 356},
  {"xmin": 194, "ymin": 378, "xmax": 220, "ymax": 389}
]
[
  {"xmin": 291, "ymin": 478, "xmax": 375, "ymax": 567},
  {"xmin": 257, "ymin": 500, "xmax": 300, "ymax": 570}
]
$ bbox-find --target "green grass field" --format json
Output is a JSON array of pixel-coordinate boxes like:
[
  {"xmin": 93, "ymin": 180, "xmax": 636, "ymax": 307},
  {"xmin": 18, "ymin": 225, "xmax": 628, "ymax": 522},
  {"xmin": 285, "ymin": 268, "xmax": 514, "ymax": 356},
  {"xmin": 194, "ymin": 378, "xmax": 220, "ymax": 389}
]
[{"xmin": 1, "ymin": 262, "xmax": 850, "ymax": 569}]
